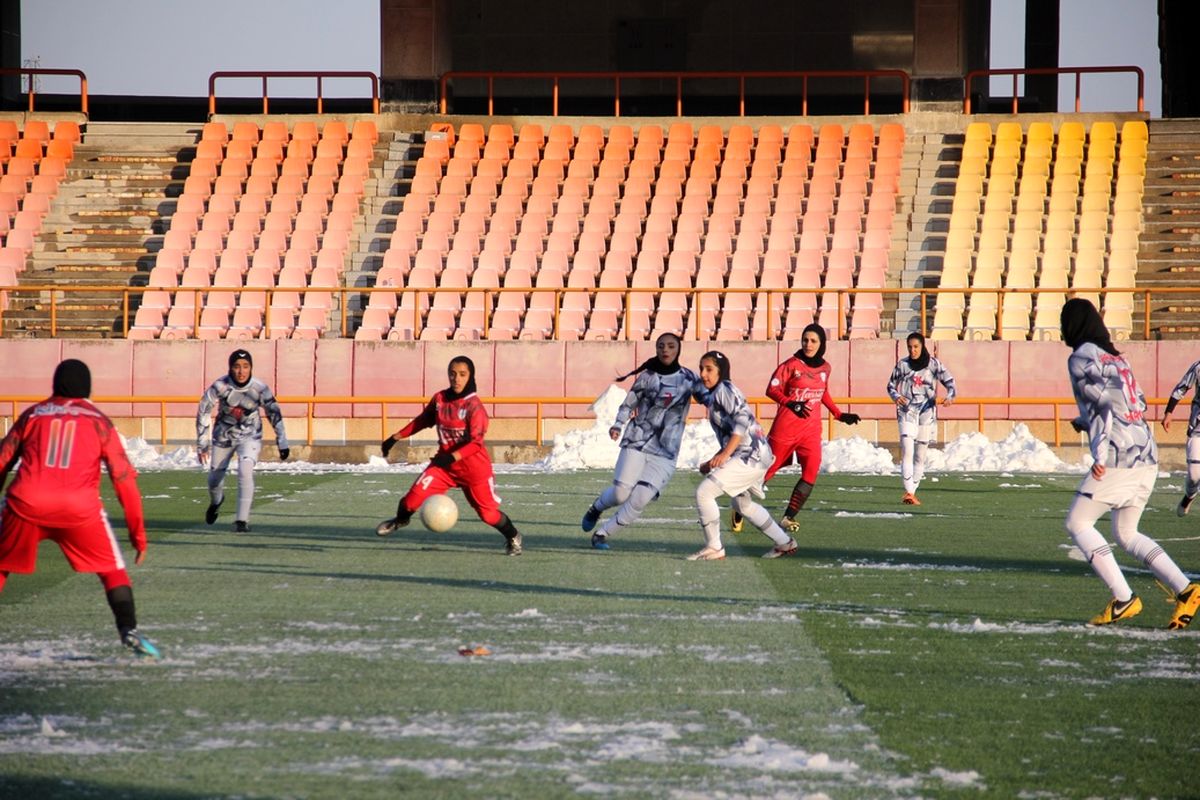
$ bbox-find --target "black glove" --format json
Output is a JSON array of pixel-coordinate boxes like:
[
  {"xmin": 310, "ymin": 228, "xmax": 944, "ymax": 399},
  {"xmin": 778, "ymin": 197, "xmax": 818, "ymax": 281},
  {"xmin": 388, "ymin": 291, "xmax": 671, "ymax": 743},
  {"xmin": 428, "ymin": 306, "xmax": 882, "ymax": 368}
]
[
  {"xmin": 1070, "ymin": 419, "xmax": 1087, "ymax": 433},
  {"xmin": 381, "ymin": 437, "xmax": 396, "ymax": 457},
  {"xmin": 279, "ymin": 448, "xmax": 290, "ymax": 461},
  {"xmin": 839, "ymin": 413, "xmax": 860, "ymax": 426},
  {"xmin": 787, "ymin": 401, "xmax": 810, "ymax": 418},
  {"xmin": 430, "ymin": 451, "xmax": 455, "ymax": 469}
]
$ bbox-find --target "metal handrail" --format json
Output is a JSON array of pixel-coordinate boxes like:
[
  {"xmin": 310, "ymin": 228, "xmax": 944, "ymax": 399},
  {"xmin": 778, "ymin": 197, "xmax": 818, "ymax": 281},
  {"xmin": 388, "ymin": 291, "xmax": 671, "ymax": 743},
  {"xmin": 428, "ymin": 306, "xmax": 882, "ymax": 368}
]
[
  {"xmin": 207, "ymin": 70, "xmax": 380, "ymax": 117},
  {"xmin": 0, "ymin": 67, "xmax": 88, "ymax": 115},
  {"xmin": 0, "ymin": 283, "xmax": 1171, "ymax": 341},
  {"xmin": 439, "ymin": 69, "xmax": 911, "ymax": 116},
  {"xmin": 964, "ymin": 66, "xmax": 1145, "ymax": 114},
  {"xmin": 0, "ymin": 393, "xmax": 1170, "ymax": 450}
]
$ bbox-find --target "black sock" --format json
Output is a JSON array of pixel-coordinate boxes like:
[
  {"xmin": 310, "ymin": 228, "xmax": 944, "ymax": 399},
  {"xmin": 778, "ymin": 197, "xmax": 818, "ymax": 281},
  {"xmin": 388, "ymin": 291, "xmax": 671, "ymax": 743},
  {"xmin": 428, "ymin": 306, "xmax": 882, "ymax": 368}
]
[
  {"xmin": 785, "ymin": 480, "xmax": 814, "ymax": 518},
  {"xmin": 394, "ymin": 506, "xmax": 413, "ymax": 524},
  {"xmin": 493, "ymin": 513, "xmax": 520, "ymax": 540},
  {"xmin": 106, "ymin": 585, "xmax": 137, "ymax": 636}
]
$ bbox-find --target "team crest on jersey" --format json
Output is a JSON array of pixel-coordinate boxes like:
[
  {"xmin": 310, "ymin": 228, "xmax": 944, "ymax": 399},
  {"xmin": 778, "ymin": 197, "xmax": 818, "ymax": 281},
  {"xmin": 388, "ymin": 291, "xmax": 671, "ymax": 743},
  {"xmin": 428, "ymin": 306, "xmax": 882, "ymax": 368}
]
[{"xmin": 458, "ymin": 408, "xmax": 467, "ymax": 419}]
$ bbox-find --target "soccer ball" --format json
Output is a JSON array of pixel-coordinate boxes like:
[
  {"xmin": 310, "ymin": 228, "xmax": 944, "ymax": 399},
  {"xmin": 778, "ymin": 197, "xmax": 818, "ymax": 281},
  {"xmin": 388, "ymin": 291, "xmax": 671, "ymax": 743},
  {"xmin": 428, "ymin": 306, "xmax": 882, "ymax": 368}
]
[{"xmin": 420, "ymin": 494, "xmax": 459, "ymax": 533}]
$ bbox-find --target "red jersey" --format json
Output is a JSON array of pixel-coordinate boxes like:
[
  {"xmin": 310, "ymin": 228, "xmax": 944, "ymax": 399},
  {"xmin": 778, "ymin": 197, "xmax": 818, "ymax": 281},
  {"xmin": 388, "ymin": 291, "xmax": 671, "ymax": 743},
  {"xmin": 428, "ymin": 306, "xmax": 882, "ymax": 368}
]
[
  {"xmin": 0, "ymin": 396, "xmax": 146, "ymax": 548},
  {"xmin": 394, "ymin": 390, "xmax": 488, "ymax": 462},
  {"xmin": 766, "ymin": 356, "xmax": 843, "ymax": 437}
]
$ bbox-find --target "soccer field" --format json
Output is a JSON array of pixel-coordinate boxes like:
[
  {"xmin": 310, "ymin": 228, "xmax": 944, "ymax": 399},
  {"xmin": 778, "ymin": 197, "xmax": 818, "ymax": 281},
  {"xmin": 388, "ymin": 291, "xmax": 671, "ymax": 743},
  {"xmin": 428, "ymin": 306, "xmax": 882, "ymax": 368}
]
[{"xmin": 1, "ymin": 467, "xmax": 1198, "ymax": 799}]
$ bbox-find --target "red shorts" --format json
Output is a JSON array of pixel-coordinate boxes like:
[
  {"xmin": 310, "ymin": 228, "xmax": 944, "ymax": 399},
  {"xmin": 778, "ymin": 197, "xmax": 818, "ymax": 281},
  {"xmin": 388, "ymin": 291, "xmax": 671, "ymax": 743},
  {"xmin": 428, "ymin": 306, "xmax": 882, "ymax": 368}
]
[
  {"xmin": 0, "ymin": 504, "xmax": 127, "ymax": 574},
  {"xmin": 765, "ymin": 431, "xmax": 822, "ymax": 484},
  {"xmin": 400, "ymin": 455, "xmax": 502, "ymax": 526}
]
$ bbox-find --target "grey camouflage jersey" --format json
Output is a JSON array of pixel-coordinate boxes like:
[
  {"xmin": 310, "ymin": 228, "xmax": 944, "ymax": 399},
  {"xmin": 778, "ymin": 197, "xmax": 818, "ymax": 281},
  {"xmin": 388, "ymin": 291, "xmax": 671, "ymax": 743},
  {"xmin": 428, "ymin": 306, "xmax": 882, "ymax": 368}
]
[
  {"xmin": 197, "ymin": 376, "xmax": 289, "ymax": 451},
  {"xmin": 887, "ymin": 356, "xmax": 957, "ymax": 420},
  {"xmin": 702, "ymin": 381, "xmax": 773, "ymax": 467},
  {"xmin": 1067, "ymin": 342, "xmax": 1157, "ymax": 468},
  {"xmin": 613, "ymin": 367, "xmax": 702, "ymax": 461},
  {"xmin": 1168, "ymin": 358, "xmax": 1200, "ymax": 438}
]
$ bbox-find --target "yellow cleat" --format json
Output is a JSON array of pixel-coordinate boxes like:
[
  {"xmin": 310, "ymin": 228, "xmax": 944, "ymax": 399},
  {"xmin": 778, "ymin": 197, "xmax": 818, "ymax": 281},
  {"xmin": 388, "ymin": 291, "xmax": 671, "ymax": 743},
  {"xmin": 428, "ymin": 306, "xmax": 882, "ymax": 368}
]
[
  {"xmin": 1168, "ymin": 583, "xmax": 1200, "ymax": 631},
  {"xmin": 1089, "ymin": 595, "xmax": 1142, "ymax": 626},
  {"xmin": 780, "ymin": 516, "xmax": 800, "ymax": 534},
  {"xmin": 730, "ymin": 510, "xmax": 744, "ymax": 533}
]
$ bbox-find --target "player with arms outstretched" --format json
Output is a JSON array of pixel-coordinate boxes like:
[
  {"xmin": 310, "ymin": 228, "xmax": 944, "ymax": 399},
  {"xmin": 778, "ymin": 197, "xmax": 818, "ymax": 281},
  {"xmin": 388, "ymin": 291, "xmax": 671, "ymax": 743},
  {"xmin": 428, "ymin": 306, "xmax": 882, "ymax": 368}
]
[
  {"xmin": 197, "ymin": 349, "xmax": 289, "ymax": 532},
  {"xmin": 886, "ymin": 332, "xmax": 956, "ymax": 505},
  {"xmin": 376, "ymin": 356, "xmax": 523, "ymax": 555},
  {"xmin": 0, "ymin": 359, "xmax": 159, "ymax": 658},
  {"xmin": 689, "ymin": 351, "xmax": 799, "ymax": 561},
  {"xmin": 1161, "ymin": 357, "xmax": 1200, "ymax": 516},
  {"xmin": 1061, "ymin": 298, "xmax": 1198, "ymax": 629}
]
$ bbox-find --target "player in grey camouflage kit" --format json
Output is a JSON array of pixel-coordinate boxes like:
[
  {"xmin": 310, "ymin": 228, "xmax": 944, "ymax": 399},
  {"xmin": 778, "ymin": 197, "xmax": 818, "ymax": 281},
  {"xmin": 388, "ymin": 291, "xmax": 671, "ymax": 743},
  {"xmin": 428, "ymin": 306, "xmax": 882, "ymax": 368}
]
[
  {"xmin": 1060, "ymin": 299, "xmax": 1199, "ymax": 629},
  {"xmin": 197, "ymin": 349, "xmax": 289, "ymax": 532},
  {"xmin": 886, "ymin": 332, "xmax": 956, "ymax": 505},
  {"xmin": 689, "ymin": 351, "xmax": 798, "ymax": 561},
  {"xmin": 1161, "ymin": 357, "xmax": 1200, "ymax": 516},
  {"xmin": 582, "ymin": 333, "xmax": 704, "ymax": 550}
]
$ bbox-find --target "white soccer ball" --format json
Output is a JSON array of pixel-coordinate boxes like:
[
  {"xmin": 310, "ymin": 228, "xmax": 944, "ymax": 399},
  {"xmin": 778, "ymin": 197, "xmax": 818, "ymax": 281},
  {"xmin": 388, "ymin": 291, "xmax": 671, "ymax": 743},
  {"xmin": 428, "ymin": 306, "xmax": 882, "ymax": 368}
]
[{"xmin": 420, "ymin": 494, "xmax": 459, "ymax": 533}]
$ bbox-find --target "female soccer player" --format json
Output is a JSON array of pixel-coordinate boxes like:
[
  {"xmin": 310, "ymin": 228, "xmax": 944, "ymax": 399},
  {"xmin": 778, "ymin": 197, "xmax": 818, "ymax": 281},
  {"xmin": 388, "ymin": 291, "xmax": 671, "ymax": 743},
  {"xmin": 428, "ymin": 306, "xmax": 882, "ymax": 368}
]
[
  {"xmin": 1061, "ymin": 298, "xmax": 1198, "ymax": 629},
  {"xmin": 886, "ymin": 332, "xmax": 956, "ymax": 505},
  {"xmin": 376, "ymin": 355, "xmax": 523, "ymax": 555},
  {"xmin": 739, "ymin": 323, "xmax": 860, "ymax": 534},
  {"xmin": 581, "ymin": 332, "xmax": 704, "ymax": 550},
  {"xmin": 0, "ymin": 359, "xmax": 159, "ymax": 658},
  {"xmin": 689, "ymin": 351, "xmax": 799, "ymax": 561},
  {"xmin": 1161, "ymin": 357, "xmax": 1200, "ymax": 516},
  {"xmin": 197, "ymin": 349, "xmax": 289, "ymax": 532}
]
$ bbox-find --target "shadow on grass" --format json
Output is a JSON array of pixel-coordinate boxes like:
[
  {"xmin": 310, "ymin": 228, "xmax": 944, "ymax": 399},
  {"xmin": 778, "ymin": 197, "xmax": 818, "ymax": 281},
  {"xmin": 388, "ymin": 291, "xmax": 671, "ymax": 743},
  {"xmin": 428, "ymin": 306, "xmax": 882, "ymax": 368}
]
[{"xmin": 0, "ymin": 776, "xmax": 210, "ymax": 799}]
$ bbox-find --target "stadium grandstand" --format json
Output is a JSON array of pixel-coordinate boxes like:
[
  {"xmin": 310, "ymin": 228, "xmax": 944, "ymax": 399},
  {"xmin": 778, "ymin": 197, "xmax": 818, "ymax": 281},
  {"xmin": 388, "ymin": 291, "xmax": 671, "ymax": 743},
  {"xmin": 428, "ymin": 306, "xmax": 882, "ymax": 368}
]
[{"xmin": 0, "ymin": 1, "xmax": 1197, "ymax": 462}]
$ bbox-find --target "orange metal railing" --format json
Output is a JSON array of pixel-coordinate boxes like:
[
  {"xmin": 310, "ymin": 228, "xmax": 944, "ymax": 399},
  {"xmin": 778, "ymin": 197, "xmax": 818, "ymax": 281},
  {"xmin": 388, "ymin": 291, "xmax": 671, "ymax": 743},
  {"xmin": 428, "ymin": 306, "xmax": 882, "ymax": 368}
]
[
  {"xmin": 207, "ymin": 70, "xmax": 380, "ymax": 117},
  {"xmin": 0, "ymin": 67, "xmax": 88, "ymax": 115},
  {"xmin": 964, "ymin": 65, "xmax": 1145, "ymax": 114},
  {"xmin": 439, "ymin": 69, "xmax": 911, "ymax": 116},
  {"xmin": 0, "ymin": 394, "xmax": 1171, "ymax": 450}
]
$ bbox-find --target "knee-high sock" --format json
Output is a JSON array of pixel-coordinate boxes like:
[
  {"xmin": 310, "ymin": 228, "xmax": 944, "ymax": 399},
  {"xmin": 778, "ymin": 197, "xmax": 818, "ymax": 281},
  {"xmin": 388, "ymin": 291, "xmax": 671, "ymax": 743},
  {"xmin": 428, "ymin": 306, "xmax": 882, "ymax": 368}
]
[
  {"xmin": 236, "ymin": 453, "xmax": 256, "ymax": 522},
  {"xmin": 695, "ymin": 478, "xmax": 724, "ymax": 550},
  {"xmin": 901, "ymin": 434, "xmax": 929, "ymax": 494},
  {"xmin": 598, "ymin": 481, "xmax": 657, "ymax": 538},
  {"xmin": 1066, "ymin": 495, "xmax": 1135, "ymax": 600},
  {"xmin": 104, "ymin": 582, "xmax": 137, "ymax": 636},
  {"xmin": 732, "ymin": 493, "xmax": 790, "ymax": 546},
  {"xmin": 1186, "ymin": 438, "xmax": 1200, "ymax": 498},
  {"xmin": 1111, "ymin": 506, "xmax": 1190, "ymax": 594},
  {"xmin": 594, "ymin": 481, "xmax": 632, "ymax": 514},
  {"xmin": 785, "ymin": 479, "xmax": 814, "ymax": 518},
  {"xmin": 492, "ymin": 512, "xmax": 520, "ymax": 540}
]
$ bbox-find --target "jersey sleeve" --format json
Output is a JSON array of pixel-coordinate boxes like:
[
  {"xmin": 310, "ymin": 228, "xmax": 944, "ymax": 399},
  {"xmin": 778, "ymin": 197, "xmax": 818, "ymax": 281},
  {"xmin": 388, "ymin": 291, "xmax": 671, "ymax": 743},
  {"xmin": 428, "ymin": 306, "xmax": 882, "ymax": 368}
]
[
  {"xmin": 765, "ymin": 360, "xmax": 791, "ymax": 405},
  {"xmin": 821, "ymin": 383, "xmax": 843, "ymax": 420},
  {"xmin": 934, "ymin": 359, "xmax": 957, "ymax": 402},
  {"xmin": 98, "ymin": 417, "xmax": 146, "ymax": 551},
  {"xmin": 1170, "ymin": 361, "xmax": 1200, "ymax": 402},
  {"xmin": 613, "ymin": 374, "xmax": 648, "ymax": 428},
  {"xmin": 886, "ymin": 361, "xmax": 904, "ymax": 402},
  {"xmin": 394, "ymin": 397, "xmax": 439, "ymax": 440},
  {"xmin": 196, "ymin": 382, "xmax": 220, "ymax": 450},
  {"xmin": 0, "ymin": 409, "xmax": 30, "ymax": 488},
  {"xmin": 259, "ymin": 383, "xmax": 289, "ymax": 449}
]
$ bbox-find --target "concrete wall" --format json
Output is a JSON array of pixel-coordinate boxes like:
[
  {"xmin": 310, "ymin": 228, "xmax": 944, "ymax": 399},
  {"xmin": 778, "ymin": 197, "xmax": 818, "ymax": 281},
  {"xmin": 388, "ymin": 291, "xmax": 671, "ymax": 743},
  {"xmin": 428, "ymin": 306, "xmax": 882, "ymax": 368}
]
[{"xmin": 2, "ymin": 339, "xmax": 1196, "ymax": 448}]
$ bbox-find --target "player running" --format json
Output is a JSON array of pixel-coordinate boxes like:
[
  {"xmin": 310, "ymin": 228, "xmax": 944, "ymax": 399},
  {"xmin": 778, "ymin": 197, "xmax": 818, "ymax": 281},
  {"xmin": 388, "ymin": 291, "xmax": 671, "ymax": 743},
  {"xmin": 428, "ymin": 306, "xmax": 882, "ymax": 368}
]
[
  {"xmin": 1161, "ymin": 357, "xmax": 1200, "ymax": 516},
  {"xmin": 0, "ymin": 359, "xmax": 159, "ymax": 658},
  {"xmin": 197, "ymin": 349, "xmax": 289, "ymax": 532},
  {"xmin": 733, "ymin": 324, "xmax": 860, "ymax": 534},
  {"xmin": 581, "ymin": 332, "xmax": 704, "ymax": 550},
  {"xmin": 376, "ymin": 356, "xmax": 523, "ymax": 555},
  {"xmin": 1060, "ymin": 298, "xmax": 1198, "ymax": 629},
  {"xmin": 886, "ymin": 332, "xmax": 956, "ymax": 506},
  {"xmin": 689, "ymin": 351, "xmax": 799, "ymax": 561}
]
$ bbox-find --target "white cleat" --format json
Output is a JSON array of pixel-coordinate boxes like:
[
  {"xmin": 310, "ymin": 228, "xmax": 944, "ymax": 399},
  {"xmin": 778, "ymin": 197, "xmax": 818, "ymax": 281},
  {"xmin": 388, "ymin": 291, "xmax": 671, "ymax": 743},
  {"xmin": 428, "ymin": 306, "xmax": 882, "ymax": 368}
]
[{"xmin": 686, "ymin": 546, "xmax": 726, "ymax": 561}]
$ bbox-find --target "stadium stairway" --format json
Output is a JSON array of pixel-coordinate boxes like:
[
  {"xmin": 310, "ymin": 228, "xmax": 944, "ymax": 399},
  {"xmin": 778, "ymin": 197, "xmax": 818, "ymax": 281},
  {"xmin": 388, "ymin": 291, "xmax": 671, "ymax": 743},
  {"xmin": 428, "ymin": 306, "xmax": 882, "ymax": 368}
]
[
  {"xmin": 1136, "ymin": 118, "xmax": 1200, "ymax": 338},
  {"xmin": 2, "ymin": 122, "xmax": 200, "ymax": 337},
  {"xmin": 896, "ymin": 130, "xmax": 956, "ymax": 335}
]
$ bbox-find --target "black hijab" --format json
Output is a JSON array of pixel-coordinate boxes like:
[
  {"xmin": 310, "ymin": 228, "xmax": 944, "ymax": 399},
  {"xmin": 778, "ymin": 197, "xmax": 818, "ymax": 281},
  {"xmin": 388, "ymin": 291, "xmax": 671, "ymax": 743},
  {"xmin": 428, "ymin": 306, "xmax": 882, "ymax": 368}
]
[
  {"xmin": 228, "ymin": 348, "xmax": 253, "ymax": 388},
  {"xmin": 701, "ymin": 350, "xmax": 732, "ymax": 384},
  {"xmin": 445, "ymin": 356, "xmax": 478, "ymax": 400},
  {"xmin": 52, "ymin": 359, "xmax": 91, "ymax": 399},
  {"xmin": 1060, "ymin": 298, "xmax": 1119, "ymax": 355},
  {"xmin": 795, "ymin": 323, "xmax": 827, "ymax": 368},
  {"xmin": 617, "ymin": 333, "xmax": 683, "ymax": 381},
  {"xmin": 906, "ymin": 333, "xmax": 930, "ymax": 371}
]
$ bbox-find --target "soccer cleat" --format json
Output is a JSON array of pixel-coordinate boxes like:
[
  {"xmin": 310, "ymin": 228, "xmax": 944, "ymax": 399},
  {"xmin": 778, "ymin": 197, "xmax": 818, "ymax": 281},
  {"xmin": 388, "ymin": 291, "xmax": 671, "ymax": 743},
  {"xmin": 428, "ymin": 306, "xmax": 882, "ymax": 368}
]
[
  {"xmin": 505, "ymin": 532, "xmax": 523, "ymax": 556},
  {"xmin": 590, "ymin": 533, "xmax": 610, "ymax": 550},
  {"xmin": 375, "ymin": 516, "xmax": 409, "ymax": 536},
  {"xmin": 581, "ymin": 505, "xmax": 601, "ymax": 532},
  {"xmin": 1178, "ymin": 494, "xmax": 1195, "ymax": 517},
  {"xmin": 780, "ymin": 516, "xmax": 800, "ymax": 534},
  {"xmin": 205, "ymin": 498, "xmax": 223, "ymax": 525},
  {"xmin": 121, "ymin": 629, "xmax": 162, "ymax": 660},
  {"xmin": 234, "ymin": 520, "xmax": 250, "ymax": 533},
  {"xmin": 1089, "ymin": 594, "xmax": 1143, "ymax": 626},
  {"xmin": 762, "ymin": 538, "xmax": 798, "ymax": 559},
  {"xmin": 901, "ymin": 492, "xmax": 921, "ymax": 506},
  {"xmin": 686, "ymin": 546, "xmax": 726, "ymax": 561},
  {"xmin": 730, "ymin": 510, "xmax": 744, "ymax": 534},
  {"xmin": 1168, "ymin": 583, "xmax": 1200, "ymax": 631}
]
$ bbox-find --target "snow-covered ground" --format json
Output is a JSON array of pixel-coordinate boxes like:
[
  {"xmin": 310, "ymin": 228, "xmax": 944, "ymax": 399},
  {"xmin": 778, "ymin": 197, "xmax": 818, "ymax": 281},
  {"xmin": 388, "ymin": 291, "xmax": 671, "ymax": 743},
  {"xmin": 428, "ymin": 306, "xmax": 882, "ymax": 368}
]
[{"xmin": 126, "ymin": 384, "xmax": 1091, "ymax": 475}]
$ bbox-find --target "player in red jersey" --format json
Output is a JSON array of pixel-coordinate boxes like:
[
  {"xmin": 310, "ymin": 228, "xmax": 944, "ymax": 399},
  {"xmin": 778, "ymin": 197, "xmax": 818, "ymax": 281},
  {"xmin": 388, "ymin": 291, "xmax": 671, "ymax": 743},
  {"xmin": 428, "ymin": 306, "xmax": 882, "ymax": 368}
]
[
  {"xmin": 0, "ymin": 359, "xmax": 160, "ymax": 658},
  {"xmin": 733, "ymin": 324, "xmax": 860, "ymax": 534},
  {"xmin": 375, "ymin": 356, "xmax": 523, "ymax": 555}
]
